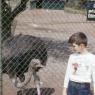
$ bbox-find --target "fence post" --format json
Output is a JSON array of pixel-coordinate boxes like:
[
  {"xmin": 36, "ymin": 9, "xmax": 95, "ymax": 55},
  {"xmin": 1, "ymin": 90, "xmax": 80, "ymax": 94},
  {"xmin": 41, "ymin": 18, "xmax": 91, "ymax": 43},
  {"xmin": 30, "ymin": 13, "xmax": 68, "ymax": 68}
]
[{"xmin": 0, "ymin": 0, "xmax": 2, "ymax": 95}]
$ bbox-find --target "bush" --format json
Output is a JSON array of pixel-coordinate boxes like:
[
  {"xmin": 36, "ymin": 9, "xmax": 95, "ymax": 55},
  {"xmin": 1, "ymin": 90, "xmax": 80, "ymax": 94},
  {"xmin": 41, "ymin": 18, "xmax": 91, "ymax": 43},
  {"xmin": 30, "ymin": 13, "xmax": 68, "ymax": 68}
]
[{"xmin": 66, "ymin": 0, "xmax": 87, "ymax": 9}]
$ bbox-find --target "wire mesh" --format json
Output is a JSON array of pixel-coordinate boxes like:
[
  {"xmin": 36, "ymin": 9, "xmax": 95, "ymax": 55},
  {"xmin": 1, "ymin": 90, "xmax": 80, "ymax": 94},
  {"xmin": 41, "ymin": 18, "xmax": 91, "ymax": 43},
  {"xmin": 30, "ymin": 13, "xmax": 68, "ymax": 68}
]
[
  {"xmin": 30, "ymin": 0, "xmax": 65, "ymax": 9},
  {"xmin": 1, "ymin": 0, "xmax": 95, "ymax": 95}
]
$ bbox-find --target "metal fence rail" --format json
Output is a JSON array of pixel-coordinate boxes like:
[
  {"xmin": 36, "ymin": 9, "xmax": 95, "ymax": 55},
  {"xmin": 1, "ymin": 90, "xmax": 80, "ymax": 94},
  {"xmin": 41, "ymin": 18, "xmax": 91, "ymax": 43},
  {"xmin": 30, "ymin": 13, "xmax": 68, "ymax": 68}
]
[{"xmin": 0, "ymin": 0, "xmax": 3, "ymax": 95}]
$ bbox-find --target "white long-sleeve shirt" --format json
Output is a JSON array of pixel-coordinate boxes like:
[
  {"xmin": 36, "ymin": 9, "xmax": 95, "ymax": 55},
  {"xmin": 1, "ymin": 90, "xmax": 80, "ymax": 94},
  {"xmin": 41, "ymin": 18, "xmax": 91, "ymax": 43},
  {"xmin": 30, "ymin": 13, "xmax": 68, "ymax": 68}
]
[{"xmin": 64, "ymin": 52, "xmax": 95, "ymax": 92}]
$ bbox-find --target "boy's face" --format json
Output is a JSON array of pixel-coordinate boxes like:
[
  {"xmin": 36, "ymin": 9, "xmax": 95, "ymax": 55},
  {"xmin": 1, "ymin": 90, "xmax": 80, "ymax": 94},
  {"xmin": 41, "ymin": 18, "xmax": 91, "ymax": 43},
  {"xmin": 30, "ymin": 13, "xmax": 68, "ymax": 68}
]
[{"xmin": 70, "ymin": 43, "xmax": 86, "ymax": 53}]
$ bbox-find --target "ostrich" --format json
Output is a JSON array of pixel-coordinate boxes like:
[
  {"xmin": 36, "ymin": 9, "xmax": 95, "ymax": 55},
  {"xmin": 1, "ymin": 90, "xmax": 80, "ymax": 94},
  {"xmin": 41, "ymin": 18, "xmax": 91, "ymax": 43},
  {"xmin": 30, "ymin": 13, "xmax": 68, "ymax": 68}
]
[
  {"xmin": 2, "ymin": 34, "xmax": 48, "ymax": 81},
  {"xmin": 1, "ymin": 0, "xmax": 48, "ymax": 89}
]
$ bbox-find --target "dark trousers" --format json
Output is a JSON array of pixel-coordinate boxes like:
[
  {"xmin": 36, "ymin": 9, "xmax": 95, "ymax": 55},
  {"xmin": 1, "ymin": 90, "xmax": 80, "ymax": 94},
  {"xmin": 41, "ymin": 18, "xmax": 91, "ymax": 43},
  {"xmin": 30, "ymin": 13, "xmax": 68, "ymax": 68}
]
[{"xmin": 67, "ymin": 81, "xmax": 91, "ymax": 95}]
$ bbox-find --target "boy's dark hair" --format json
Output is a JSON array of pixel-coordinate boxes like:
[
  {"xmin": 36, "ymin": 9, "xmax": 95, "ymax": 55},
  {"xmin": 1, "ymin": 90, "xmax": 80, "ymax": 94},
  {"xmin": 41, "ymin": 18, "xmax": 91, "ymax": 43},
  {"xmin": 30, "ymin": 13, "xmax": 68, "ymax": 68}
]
[{"xmin": 68, "ymin": 32, "xmax": 88, "ymax": 46}]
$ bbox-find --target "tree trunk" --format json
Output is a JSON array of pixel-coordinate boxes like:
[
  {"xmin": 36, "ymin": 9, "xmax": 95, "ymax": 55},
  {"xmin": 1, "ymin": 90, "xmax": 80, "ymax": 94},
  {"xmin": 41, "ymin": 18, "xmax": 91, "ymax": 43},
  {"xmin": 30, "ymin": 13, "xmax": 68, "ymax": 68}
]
[
  {"xmin": 1, "ymin": 0, "xmax": 12, "ymax": 42},
  {"xmin": 1, "ymin": 0, "xmax": 29, "ymax": 42}
]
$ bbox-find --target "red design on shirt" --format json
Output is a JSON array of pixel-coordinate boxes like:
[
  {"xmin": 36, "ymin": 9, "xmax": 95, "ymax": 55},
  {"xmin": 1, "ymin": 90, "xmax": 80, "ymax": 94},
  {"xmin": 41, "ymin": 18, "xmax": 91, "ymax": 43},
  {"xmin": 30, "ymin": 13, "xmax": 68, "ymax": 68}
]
[{"xmin": 72, "ymin": 63, "xmax": 79, "ymax": 74}]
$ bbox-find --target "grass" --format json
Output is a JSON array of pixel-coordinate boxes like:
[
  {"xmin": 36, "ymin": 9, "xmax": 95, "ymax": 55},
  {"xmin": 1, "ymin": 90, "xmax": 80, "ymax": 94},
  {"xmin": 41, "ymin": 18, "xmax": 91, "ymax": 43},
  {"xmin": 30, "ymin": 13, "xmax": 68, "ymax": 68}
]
[{"xmin": 64, "ymin": 7, "xmax": 87, "ymax": 14}]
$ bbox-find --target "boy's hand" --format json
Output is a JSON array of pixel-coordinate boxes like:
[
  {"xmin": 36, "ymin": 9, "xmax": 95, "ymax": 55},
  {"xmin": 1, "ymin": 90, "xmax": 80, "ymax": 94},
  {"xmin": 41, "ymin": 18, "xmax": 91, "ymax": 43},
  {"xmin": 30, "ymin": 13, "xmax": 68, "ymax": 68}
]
[
  {"xmin": 94, "ymin": 89, "xmax": 95, "ymax": 95},
  {"xmin": 63, "ymin": 87, "xmax": 67, "ymax": 95}
]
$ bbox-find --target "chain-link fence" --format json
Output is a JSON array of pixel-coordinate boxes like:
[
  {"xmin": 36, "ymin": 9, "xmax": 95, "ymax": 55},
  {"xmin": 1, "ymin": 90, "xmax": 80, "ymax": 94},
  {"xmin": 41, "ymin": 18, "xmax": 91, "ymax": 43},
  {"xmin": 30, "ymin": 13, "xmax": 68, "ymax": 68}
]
[{"xmin": 0, "ymin": 0, "xmax": 95, "ymax": 95}]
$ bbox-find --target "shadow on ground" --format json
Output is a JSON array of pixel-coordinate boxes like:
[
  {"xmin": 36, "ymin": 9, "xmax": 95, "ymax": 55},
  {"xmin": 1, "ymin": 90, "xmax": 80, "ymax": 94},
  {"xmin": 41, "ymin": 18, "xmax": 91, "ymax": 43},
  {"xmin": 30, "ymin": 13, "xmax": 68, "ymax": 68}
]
[{"xmin": 17, "ymin": 88, "xmax": 55, "ymax": 95}]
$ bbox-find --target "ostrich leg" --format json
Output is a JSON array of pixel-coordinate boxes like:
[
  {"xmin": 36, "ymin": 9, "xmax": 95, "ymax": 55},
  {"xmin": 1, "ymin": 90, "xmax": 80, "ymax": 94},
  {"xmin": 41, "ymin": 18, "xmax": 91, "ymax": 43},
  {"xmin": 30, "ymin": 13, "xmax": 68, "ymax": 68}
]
[
  {"xmin": 32, "ymin": 59, "xmax": 44, "ymax": 95},
  {"xmin": 33, "ymin": 70, "xmax": 42, "ymax": 95},
  {"xmin": 35, "ymin": 76, "xmax": 41, "ymax": 95}
]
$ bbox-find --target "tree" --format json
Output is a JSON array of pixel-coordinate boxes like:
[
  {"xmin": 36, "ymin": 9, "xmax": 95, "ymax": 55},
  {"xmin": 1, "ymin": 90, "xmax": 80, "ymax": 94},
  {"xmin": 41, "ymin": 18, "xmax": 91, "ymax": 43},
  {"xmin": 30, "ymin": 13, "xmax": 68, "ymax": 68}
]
[
  {"xmin": 66, "ymin": 0, "xmax": 87, "ymax": 9},
  {"xmin": 1, "ymin": 0, "xmax": 29, "ymax": 42}
]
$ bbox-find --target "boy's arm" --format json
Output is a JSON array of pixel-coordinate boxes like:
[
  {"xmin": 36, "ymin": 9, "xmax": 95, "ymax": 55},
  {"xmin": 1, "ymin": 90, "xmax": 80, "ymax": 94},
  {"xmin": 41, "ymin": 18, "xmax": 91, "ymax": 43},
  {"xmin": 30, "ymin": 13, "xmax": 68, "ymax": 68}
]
[
  {"xmin": 63, "ymin": 55, "xmax": 72, "ymax": 95},
  {"xmin": 91, "ymin": 56, "xmax": 95, "ymax": 95},
  {"xmin": 63, "ymin": 55, "xmax": 72, "ymax": 88}
]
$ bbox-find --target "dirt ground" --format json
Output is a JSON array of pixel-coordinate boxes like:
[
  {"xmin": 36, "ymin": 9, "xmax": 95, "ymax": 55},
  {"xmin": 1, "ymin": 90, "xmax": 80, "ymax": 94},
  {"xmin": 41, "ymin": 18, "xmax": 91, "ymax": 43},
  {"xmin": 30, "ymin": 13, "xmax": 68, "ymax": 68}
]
[{"xmin": 2, "ymin": 9, "xmax": 95, "ymax": 95}]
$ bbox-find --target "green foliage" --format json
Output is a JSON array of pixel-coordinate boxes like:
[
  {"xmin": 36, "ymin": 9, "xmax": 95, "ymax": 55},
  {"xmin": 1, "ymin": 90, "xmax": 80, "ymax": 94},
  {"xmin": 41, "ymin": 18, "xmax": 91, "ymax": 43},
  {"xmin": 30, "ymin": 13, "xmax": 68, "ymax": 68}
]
[{"xmin": 66, "ymin": 0, "xmax": 87, "ymax": 9}]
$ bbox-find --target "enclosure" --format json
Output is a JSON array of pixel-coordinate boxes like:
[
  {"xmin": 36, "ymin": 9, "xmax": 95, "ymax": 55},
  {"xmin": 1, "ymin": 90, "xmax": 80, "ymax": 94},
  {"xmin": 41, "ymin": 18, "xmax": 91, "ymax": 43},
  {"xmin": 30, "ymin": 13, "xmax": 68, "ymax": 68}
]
[{"xmin": 0, "ymin": 0, "xmax": 95, "ymax": 95}]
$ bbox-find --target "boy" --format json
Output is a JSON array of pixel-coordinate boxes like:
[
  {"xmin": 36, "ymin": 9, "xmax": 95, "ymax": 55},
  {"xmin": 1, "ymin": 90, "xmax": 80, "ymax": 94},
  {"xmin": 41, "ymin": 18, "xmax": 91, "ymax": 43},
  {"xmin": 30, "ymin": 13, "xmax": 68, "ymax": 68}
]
[{"xmin": 63, "ymin": 32, "xmax": 95, "ymax": 95}]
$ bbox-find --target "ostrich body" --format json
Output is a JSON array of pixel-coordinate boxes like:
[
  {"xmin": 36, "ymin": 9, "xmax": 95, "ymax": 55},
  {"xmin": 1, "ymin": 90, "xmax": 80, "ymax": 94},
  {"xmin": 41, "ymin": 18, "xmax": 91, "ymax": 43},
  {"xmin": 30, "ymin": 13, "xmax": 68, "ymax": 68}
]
[{"xmin": 2, "ymin": 34, "xmax": 48, "ymax": 83}]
